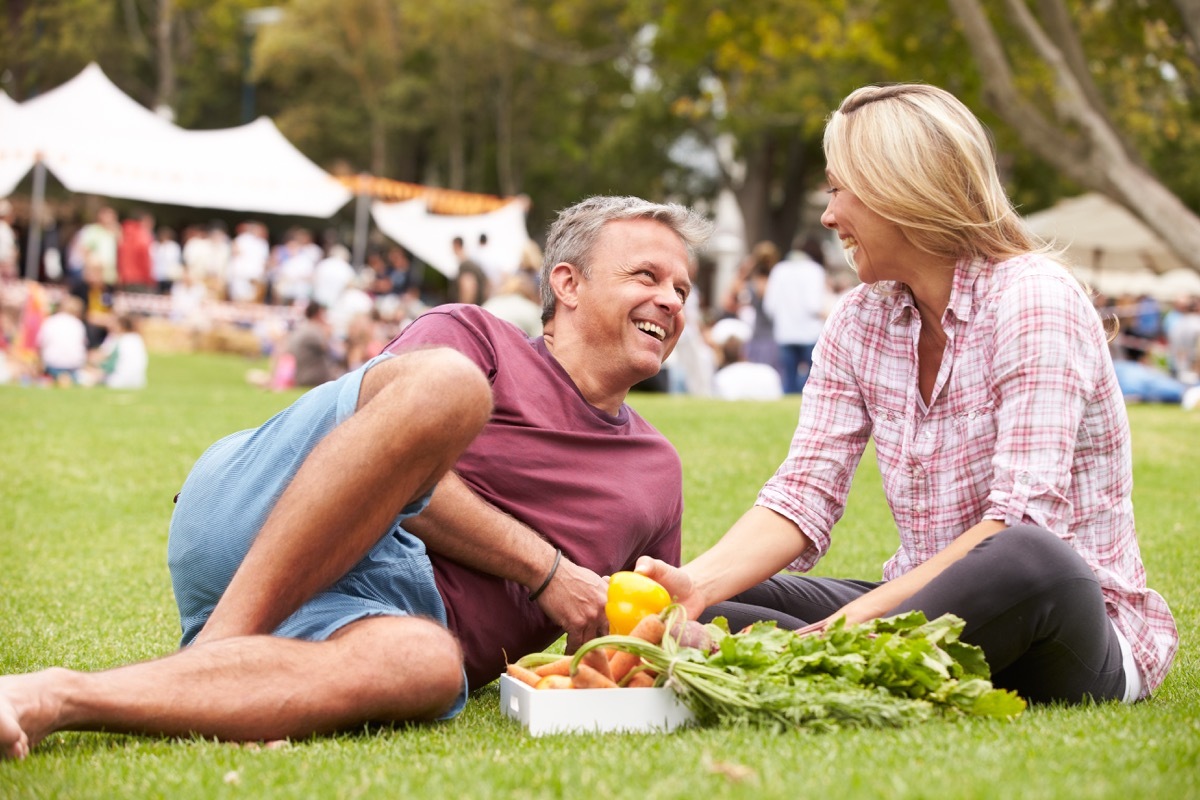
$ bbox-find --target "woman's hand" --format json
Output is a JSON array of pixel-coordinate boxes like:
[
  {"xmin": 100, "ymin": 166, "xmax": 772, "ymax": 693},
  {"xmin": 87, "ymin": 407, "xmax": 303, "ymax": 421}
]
[
  {"xmin": 634, "ymin": 556, "xmax": 706, "ymax": 620},
  {"xmin": 796, "ymin": 593, "xmax": 890, "ymax": 636}
]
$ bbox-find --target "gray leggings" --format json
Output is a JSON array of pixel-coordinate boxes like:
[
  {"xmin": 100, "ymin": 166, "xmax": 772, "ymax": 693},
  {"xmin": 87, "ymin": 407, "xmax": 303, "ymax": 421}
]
[{"xmin": 701, "ymin": 525, "xmax": 1126, "ymax": 704}]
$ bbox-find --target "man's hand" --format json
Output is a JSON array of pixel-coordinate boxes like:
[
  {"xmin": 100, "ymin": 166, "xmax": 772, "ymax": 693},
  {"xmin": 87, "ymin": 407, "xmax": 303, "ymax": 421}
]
[
  {"xmin": 634, "ymin": 556, "xmax": 704, "ymax": 620},
  {"xmin": 533, "ymin": 557, "xmax": 609, "ymax": 652}
]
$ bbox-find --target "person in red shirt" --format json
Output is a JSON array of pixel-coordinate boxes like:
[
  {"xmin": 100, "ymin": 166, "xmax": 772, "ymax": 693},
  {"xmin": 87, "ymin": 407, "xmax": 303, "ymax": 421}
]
[
  {"xmin": 116, "ymin": 212, "xmax": 155, "ymax": 290},
  {"xmin": 0, "ymin": 196, "xmax": 711, "ymax": 759}
]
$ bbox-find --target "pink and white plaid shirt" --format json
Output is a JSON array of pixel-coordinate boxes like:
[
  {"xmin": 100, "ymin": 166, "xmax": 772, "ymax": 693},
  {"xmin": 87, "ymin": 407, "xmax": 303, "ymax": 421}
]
[{"xmin": 758, "ymin": 253, "xmax": 1178, "ymax": 694}]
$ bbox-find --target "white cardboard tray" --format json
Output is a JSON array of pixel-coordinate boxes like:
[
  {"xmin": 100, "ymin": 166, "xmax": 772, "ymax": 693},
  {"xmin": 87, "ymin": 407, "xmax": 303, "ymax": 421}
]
[{"xmin": 499, "ymin": 674, "xmax": 695, "ymax": 736}]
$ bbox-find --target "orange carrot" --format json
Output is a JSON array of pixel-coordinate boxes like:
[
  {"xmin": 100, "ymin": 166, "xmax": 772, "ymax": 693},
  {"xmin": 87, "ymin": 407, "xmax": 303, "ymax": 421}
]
[
  {"xmin": 535, "ymin": 674, "xmax": 574, "ymax": 690},
  {"xmin": 570, "ymin": 664, "xmax": 618, "ymax": 689},
  {"xmin": 609, "ymin": 614, "xmax": 667, "ymax": 682},
  {"xmin": 506, "ymin": 663, "xmax": 542, "ymax": 687},
  {"xmin": 533, "ymin": 656, "xmax": 573, "ymax": 677},
  {"xmin": 628, "ymin": 613, "xmax": 667, "ymax": 644},
  {"xmin": 579, "ymin": 648, "xmax": 614, "ymax": 681},
  {"xmin": 624, "ymin": 671, "xmax": 656, "ymax": 688}
]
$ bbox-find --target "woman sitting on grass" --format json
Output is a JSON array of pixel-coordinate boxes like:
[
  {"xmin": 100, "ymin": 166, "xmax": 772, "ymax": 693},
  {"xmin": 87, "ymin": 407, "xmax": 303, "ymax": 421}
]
[{"xmin": 640, "ymin": 83, "xmax": 1178, "ymax": 704}]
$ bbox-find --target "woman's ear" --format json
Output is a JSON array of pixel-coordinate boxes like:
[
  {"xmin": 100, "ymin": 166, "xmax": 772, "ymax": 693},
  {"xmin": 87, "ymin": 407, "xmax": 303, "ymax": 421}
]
[{"xmin": 548, "ymin": 262, "xmax": 582, "ymax": 311}]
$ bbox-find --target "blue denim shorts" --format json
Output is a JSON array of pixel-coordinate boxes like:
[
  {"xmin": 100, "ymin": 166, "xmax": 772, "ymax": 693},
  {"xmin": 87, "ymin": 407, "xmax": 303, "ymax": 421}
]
[{"xmin": 167, "ymin": 353, "xmax": 465, "ymax": 718}]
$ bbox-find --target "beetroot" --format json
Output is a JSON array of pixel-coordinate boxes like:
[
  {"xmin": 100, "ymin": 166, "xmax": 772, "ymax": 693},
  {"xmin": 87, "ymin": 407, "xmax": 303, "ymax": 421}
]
[{"xmin": 669, "ymin": 619, "xmax": 714, "ymax": 653}]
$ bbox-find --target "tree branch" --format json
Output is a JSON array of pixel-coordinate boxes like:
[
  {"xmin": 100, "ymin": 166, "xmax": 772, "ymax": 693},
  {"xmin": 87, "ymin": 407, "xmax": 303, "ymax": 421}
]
[
  {"xmin": 1003, "ymin": 0, "xmax": 1145, "ymax": 169},
  {"xmin": 948, "ymin": 0, "xmax": 1091, "ymax": 184},
  {"xmin": 1174, "ymin": 0, "xmax": 1200, "ymax": 59},
  {"xmin": 1035, "ymin": 0, "xmax": 1109, "ymax": 118}
]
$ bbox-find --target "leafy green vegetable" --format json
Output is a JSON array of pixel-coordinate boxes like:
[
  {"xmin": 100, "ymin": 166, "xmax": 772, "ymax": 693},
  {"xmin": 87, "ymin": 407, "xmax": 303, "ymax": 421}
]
[{"xmin": 569, "ymin": 607, "xmax": 1025, "ymax": 732}]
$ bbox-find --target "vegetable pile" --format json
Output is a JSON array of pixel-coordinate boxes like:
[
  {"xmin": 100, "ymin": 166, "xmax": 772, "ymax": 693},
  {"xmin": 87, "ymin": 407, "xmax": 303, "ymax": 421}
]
[{"xmin": 508, "ymin": 605, "xmax": 1026, "ymax": 732}]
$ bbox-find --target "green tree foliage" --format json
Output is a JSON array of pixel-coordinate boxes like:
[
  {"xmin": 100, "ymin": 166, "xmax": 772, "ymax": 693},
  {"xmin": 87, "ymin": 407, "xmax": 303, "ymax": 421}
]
[
  {"xmin": 0, "ymin": 0, "xmax": 254, "ymax": 126},
  {"xmin": 249, "ymin": 0, "xmax": 688, "ymax": 233},
  {"xmin": 2, "ymin": 0, "xmax": 1197, "ymax": 258},
  {"xmin": 636, "ymin": 0, "xmax": 978, "ymax": 250},
  {"xmin": 951, "ymin": 0, "xmax": 1200, "ymax": 270},
  {"xmin": 1, "ymin": 0, "xmax": 145, "ymax": 102}
]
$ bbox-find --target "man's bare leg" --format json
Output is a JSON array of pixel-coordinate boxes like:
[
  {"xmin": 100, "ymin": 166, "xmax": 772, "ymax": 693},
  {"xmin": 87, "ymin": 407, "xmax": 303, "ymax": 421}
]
[
  {"xmin": 2, "ymin": 347, "xmax": 492, "ymax": 759},
  {"xmin": 0, "ymin": 615, "xmax": 461, "ymax": 760}
]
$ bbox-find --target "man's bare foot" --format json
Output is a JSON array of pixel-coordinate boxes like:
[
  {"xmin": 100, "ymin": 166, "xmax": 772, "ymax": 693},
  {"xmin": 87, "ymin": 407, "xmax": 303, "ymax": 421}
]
[
  {"xmin": 0, "ymin": 690, "xmax": 31, "ymax": 760},
  {"xmin": 0, "ymin": 671, "xmax": 66, "ymax": 760}
]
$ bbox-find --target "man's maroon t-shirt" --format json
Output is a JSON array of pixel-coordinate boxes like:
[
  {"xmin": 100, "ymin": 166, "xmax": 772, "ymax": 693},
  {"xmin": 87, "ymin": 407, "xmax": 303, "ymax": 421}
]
[{"xmin": 384, "ymin": 305, "xmax": 683, "ymax": 688}]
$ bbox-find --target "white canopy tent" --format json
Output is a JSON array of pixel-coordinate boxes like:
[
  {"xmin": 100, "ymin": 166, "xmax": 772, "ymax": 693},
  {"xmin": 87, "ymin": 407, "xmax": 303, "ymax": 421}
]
[
  {"xmin": 0, "ymin": 91, "xmax": 37, "ymax": 198},
  {"xmin": 1024, "ymin": 193, "xmax": 1195, "ymax": 300},
  {"xmin": 1, "ymin": 63, "xmax": 352, "ymax": 218},
  {"xmin": 370, "ymin": 197, "xmax": 531, "ymax": 278},
  {"xmin": 4, "ymin": 64, "xmax": 532, "ymax": 284}
]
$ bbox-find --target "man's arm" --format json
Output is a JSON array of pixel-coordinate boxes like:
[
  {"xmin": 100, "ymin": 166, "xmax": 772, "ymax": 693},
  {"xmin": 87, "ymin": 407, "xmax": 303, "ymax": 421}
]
[
  {"xmin": 194, "ymin": 351, "xmax": 492, "ymax": 645},
  {"xmin": 402, "ymin": 471, "xmax": 609, "ymax": 651}
]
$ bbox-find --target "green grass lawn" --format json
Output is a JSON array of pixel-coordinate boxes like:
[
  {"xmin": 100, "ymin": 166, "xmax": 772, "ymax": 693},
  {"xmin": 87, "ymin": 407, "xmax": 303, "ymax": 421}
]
[{"xmin": 1, "ymin": 352, "xmax": 1196, "ymax": 799}]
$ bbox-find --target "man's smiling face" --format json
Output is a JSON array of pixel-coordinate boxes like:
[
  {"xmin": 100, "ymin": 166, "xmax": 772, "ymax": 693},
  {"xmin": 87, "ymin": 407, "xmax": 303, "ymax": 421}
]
[{"xmin": 572, "ymin": 218, "xmax": 692, "ymax": 387}]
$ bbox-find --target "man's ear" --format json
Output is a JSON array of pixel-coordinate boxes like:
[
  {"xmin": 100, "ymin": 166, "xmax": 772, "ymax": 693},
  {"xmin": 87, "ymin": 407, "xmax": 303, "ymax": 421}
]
[{"xmin": 548, "ymin": 262, "xmax": 582, "ymax": 311}]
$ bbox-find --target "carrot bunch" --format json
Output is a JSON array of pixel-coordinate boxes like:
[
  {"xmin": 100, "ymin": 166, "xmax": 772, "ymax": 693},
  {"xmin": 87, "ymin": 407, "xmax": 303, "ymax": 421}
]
[{"xmin": 504, "ymin": 614, "xmax": 686, "ymax": 690}]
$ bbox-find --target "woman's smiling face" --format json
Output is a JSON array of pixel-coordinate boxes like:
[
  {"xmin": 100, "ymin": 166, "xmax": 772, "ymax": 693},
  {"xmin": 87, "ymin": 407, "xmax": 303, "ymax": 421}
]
[{"xmin": 820, "ymin": 170, "xmax": 916, "ymax": 285}]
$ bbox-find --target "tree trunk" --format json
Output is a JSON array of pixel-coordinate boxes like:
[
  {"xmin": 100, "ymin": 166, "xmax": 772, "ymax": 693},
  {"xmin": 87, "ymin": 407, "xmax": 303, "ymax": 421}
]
[
  {"xmin": 155, "ymin": 0, "xmax": 175, "ymax": 115},
  {"xmin": 949, "ymin": 0, "xmax": 1200, "ymax": 273},
  {"xmin": 370, "ymin": 112, "xmax": 387, "ymax": 176},
  {"xmin": 730, "ymin": 129, "xmax": 822, "ymax": 253},
  {"xmin": 734, "ymin": 137, "xmax": 773, "ymax": 250},
  {"xmin": 447, "ymin": 77, "xmax": 465, "ymax": 191},
  {"xmin": 495, "ymin": 59, "xmax": 515, "ymax": 197},
  {"xmin": 1173, "ymin": 0, "xmax": 1200, "ymax": 68}
]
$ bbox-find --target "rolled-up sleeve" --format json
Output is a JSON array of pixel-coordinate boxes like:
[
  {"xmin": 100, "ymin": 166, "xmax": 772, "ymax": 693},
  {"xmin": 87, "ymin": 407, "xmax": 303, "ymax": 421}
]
[
  {"xmin": 757, "ymin": 299, "xmax": 872, "ymax": 571},
  {"xmin": 983, "ymin": 273, "xmax": 1101, "ymax": 532}
]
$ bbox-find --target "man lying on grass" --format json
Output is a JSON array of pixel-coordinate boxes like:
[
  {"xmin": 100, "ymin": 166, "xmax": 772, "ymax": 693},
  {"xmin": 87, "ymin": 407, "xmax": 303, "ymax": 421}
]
[{"xmin": 0, "ymin": 196, "xmax": 711, "ymax": 760}]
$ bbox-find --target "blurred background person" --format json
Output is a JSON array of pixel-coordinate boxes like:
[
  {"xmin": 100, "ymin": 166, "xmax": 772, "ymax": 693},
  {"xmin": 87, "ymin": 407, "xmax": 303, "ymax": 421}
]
[
  {"xmin": 117, "ymin": 211, "xmax": 155, "ymax": 292},
  {"xmin": 722, "ymin": 240, "xmax": 779, "ymax": 370},
  {"xmin": 36, "ymin": 295, "xmax": 88, "ymax": 385},
  {"xmin": 285, "ymin": 300, "xmax": 342, "ymax": 387},
  {"xmin": 85, "ymin": 314, "xmax": 148, "ymax": 389},
  {"xmin": 764, "ymin": 234, "xmax": 828, "ymax": 394},
  {"xmin": 482, "ymin": 273, "xmax": 542, "ymax": 336},
  {"xmin": 228, "ymin": 221, "xmax": 270, "ymax": 303},
  {"xmin": 0, "ymin": 199, "xmax": 18, "ymax": 283},
  {"xmin": 272, "ymin": 228, "xmax": 321, "ymax": 307},
  {"xmin": 1163, "ymin": 295, "xmax": 1200, "ymax": 383},
  {"xmin": 80, "ymin": 207, "xmax": 121, "ymax": 288},
  {"xmin": 68, "ymin": 259, "xmax": 115, "ymax": 350},
  {"xmin": 312, "ymin": 244, "xmax": 356, "ymax": 310},
  {"xmin": 472, "ymin": 232, "xmax": 507, "ymax": 294},
  {"xmin": 710, "ymin": 317, "xmax": 783, "ymax": 401},
  {"xmin": 452, "ymin": 235, "xmax": 489, "ymax": 305},
  {"xmin": 152, "ymin": 225, "xmax": 183, "ymax": 294}
]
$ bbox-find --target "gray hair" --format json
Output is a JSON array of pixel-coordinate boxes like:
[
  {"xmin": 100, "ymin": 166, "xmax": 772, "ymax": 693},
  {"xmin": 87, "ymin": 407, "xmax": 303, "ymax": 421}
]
[{"xmin": 540, "ymin": 196, "xmax": 712, "ymax": 322}]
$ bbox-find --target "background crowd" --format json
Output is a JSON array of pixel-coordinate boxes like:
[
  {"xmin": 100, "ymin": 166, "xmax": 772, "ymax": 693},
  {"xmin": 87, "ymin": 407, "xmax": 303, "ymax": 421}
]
[
  {"xmin": 0, "ymin": 200, "xmax": 544, "ymax": 391},
  {"xmin": 1, "ymin": 198, "xmax": 1198, "ymax": 408}
]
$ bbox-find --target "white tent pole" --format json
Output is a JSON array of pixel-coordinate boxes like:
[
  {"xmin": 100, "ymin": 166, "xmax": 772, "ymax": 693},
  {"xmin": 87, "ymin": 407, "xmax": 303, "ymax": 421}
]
[
  {"xmin": 24, "ymin": 159, "xmax": 47, "ymax": 282},
  {"xmin": 351, "ymin": 173, "xmax": 370, "ymax": 269}
]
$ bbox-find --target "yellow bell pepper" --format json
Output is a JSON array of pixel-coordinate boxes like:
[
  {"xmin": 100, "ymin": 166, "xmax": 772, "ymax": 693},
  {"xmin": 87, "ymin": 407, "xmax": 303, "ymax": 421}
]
[{"xmin": 606, "ymin": 571, "xmax": 671, "ymax": 635}]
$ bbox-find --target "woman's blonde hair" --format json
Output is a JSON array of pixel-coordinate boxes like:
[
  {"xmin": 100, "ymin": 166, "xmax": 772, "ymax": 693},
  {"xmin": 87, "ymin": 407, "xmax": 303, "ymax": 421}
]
[{"xmin": 823, "ymin": 83, "xmax": 1048, "ymax": 264}]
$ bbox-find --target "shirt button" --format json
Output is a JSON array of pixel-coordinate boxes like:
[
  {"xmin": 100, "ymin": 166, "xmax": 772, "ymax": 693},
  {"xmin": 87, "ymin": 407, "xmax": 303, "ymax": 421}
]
[{"xmin": 1018, "ymin": 472, "xmax": 1032, "ymax": 484}]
